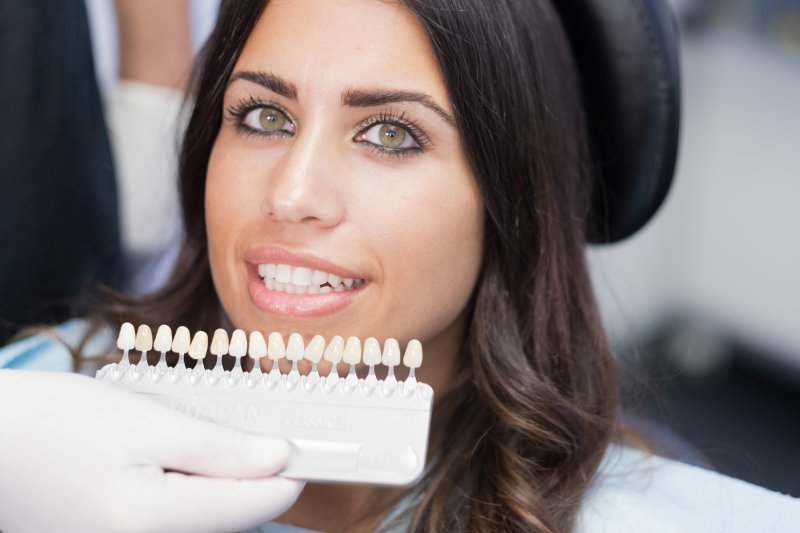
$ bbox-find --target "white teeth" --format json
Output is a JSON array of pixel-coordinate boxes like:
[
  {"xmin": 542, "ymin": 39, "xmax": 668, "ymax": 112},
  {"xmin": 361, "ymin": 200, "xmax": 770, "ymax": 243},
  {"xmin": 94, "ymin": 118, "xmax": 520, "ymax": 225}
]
[
  {"xmin": 403, "ymin": 339, "xmax": 423, "ymax": 368},
  {"xmin": 268, "ymin": 332, "xmax": 285, "ymax": 360},
  {"xmin": 363, "ymin": 337, "xmax": 381, "ymax": 366},
  {"xmin": 117, "ymin": 322, "xmax": 135, "ymax": 351},
  {"xmin": 248, "ymin": 331, "xmax": 267, "ymax": 359},
  {"xmin": 188, "ymin": 331, "xmax": 208, "ymax": 360},
  {"xmin": 311, "ymin": 270, "xmax": 328, "ymax": 285},
  {"xmin": 275, "ymin": 264, "xmax": 292, "ymax": 283},
  {"xmin": 257, "ymin": 263, "xmax": 365, "ymax": 294},
  {"xmin": 343, "ymin": 336, "xmax": 362, "ymax": 365},
  {"xmin": 382, "ymin": 338, "xmax": 401, "ymax": 366},
  {"xmin": 135, "ymin": 325, "xmax": 153, "ymax": 352},
  {"xmin": 291, "ymin": 267, "xmax": 312, "ymax": 286},
  {"xmin": 324, "ymin": 335, "xmax": 344, "ymax": 364},
  {"xmin": 229, "ymin": 329, "xmax": 248, "ymax": 359},
  {"xmin": 210, "ymin": 328, "xmax": 229, "ymax": 356},
  {"xmin": 171, "ymin": 326, "xmax": 191, "ymax": 354},
  {"xmin": 286, "ymin": 333, "xmax": 304, "ymax": 361},
  {"xmin": 304, "ymin": 335, "xmax": 325, "ymax": 363},
  {"xmin": 153, "ymin": 325, "xmax": 172, "ymax": 352}
]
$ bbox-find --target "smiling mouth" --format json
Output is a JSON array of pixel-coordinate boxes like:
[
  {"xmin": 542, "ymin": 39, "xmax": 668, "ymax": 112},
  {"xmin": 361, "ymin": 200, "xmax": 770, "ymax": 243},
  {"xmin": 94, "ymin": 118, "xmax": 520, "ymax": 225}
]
[{"xmin": 257, "ymin": 263, "xmax": 367, "ymax": 295}]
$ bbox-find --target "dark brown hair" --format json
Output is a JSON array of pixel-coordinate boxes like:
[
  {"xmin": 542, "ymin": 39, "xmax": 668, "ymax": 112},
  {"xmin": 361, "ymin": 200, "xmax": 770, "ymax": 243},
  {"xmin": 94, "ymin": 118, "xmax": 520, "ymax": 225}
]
[{"xmin": 99, "ymin": 1, "xmax": 618, "ymax": 531}]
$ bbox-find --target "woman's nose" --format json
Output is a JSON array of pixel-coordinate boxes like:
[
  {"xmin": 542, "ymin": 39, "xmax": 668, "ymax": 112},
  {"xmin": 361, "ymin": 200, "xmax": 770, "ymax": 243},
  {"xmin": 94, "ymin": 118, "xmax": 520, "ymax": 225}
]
[{"xmin": 260, "ymin": 131, "xmax": 344, "ymax": 228}]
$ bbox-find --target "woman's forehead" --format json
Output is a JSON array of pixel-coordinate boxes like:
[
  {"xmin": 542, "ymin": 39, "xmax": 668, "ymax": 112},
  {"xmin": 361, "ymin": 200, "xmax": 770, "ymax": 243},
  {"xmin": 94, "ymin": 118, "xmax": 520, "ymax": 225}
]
[{"xmin": 233, "ymin": 0, "xmax": 451, "ymax": 109}]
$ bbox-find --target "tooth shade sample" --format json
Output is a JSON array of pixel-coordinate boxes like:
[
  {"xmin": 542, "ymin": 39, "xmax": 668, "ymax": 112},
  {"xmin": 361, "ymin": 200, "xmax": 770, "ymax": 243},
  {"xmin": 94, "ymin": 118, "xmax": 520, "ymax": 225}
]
[
  {"xmin": 286, "ymin": 333, "xmax": 304, "ymax": 361},
  {"xmin": 403, "ymin": 339, "xmax": 423, "ymax": 368},
  {"xmin": 291, "ymin": 267, "xmax": 312, "ymax": 285},
  {"xmin": 304, "ymin": 335, "xmax": 325, "ymax": 363},
  {"xmin": 117, "ymin": 322, "xmax": 135, "ymax": 351},
  {"xmin": 210, "ymin": 328, "xmax": 230, "ymax": 356},
  {"xmin": 268, "ymin": 332, "xmax": 286, "ymax": 360},
  {"xmin": 343, "ymin": 336, "xmax": 362, "ymax": 365},
  {"xmin": 188, "ymin": 331, "xmax": 208, "ymax": 360},
  {"xmin": 153, "ymin": 325, "xmax": 172, "ymax": 352},
  {"xmin": 363, "ymin": 337, "xmax": 381, "ymax": 366},
  {"xmin": 324, "ymin": 335, "xmax": 344, "ymax": 364},
  {"xmin": 248, "ymin": 331, "xmax": 267, "ymax": 359},
  {"xmin": 134, "ymin": 325, "xmax": 153, "ymax": 352},
  {"xmin": 229, "ymin": 329, "xmax": 248, "ymax": 358},
  {"xmin": 382, "ymin": 338, "xmax": 401, "ymax": 366},
  {"xmin": 171, "ymin": 326, "xmax": 191, "ymax": 354},
  {"xmin": 311, "ymin": 270, "xmax": 328, "ymax": 285},
  {"xmin": 275, "ymin": 264, "xmax": 291, "ymax": 283}
]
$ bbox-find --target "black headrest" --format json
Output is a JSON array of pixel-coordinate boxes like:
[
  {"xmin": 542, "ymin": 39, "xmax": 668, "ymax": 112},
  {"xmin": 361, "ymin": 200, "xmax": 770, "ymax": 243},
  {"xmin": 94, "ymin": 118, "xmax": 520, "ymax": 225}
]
[{"xmin": 555, "ymin": 0, "xmax": 681, "ymax": 243}]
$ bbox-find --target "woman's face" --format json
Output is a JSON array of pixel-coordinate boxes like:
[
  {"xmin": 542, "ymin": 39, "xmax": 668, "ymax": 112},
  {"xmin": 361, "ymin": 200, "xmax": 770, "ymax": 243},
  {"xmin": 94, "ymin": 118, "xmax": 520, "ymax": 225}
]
[{"xmin": 206, "ymin": 0, "xmax": 483, "ymax": 375}]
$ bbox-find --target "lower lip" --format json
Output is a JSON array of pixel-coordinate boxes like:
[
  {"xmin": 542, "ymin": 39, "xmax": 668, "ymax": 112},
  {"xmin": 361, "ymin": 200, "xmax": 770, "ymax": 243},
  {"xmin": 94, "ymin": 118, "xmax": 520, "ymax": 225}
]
[{"xmin": 246, "ymin": 264, "xmax": 365, "ymax": 318}]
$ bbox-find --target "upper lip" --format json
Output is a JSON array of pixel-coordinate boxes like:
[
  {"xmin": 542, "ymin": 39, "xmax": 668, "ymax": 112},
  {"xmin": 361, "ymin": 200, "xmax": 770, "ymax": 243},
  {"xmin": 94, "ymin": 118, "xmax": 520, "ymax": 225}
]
[{"xmin": 244, "ymin": 245, "xmax": 367, "ymax": 280}]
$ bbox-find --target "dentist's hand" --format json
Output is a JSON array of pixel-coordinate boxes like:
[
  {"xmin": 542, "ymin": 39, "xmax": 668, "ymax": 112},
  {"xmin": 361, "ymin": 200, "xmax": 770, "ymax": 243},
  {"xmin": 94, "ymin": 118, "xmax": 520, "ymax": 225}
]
[{"xmin": 0, "ymin": 370, "xmax": 303, "ymax": 533}]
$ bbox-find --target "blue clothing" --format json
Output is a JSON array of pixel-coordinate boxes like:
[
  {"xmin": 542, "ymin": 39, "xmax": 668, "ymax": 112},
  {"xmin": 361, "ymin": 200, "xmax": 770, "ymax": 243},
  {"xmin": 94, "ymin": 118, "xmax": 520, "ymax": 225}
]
[{"xmin": 3, "ymin": 322, "xmax": 799, "ymax": 532}]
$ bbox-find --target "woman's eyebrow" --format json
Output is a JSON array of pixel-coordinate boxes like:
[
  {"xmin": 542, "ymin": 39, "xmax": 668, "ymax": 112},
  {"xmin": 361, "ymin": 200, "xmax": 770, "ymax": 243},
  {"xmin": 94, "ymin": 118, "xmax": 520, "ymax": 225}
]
[
  {"xmin": 228, "ymin": 70, "xmax": 297, "ymax": 99},
  {"xmin": 343, "ymin": 89, "xmax": 455, "ymax": 126}
]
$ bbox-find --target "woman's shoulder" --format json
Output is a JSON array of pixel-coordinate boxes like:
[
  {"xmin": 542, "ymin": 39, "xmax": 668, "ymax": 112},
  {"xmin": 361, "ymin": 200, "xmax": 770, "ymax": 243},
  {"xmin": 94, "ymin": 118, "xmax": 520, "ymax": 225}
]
[
  {"xmin": 0, "ymin": 319, "xmax": 113, "ymax": 373},
  {"xmin": 577, "ymin": 443, "xmax": 800, "ymax": 533}
]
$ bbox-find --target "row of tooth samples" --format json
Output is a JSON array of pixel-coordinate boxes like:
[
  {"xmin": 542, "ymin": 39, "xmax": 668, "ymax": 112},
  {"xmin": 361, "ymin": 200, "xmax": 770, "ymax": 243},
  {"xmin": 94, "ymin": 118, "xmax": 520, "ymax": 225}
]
[{"xmin": 115, "ymin": 323, "xmax": 422, "ymax": 386}]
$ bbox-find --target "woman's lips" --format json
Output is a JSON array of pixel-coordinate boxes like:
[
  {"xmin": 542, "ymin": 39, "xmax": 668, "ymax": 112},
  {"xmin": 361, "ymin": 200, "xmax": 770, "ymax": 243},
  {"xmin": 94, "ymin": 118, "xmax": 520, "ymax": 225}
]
[{"xmin": 244, "ymin": 248, "xmax": 368, "ymax": 318}]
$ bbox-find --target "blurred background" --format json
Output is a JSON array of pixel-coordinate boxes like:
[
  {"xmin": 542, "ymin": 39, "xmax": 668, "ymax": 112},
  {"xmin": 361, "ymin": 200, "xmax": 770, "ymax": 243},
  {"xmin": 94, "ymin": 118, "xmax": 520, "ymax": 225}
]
[
  {"xmin": 589, "ymin": 0, "xmax": 800, "ymax": 497},
  {"xmin": 1, "ymin": 0, "xmax": 797, "ymax": 496}
]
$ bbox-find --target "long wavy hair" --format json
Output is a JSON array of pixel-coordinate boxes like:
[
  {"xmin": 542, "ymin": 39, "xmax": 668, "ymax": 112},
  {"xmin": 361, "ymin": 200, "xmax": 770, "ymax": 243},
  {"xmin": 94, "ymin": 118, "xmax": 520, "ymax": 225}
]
[{"xmin": 97, "ymin": 1, "xmax": 619, "ymax": 531}]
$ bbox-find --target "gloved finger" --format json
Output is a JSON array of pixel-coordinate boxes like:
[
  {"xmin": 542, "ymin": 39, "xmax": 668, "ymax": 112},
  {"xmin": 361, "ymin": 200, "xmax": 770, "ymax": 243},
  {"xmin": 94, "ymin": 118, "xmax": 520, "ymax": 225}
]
[
  {"xmin": 143, "ymin": 472, "xmax": 304, "ymax": 533},
  {"xmin": 145, "ymin": 411, "xmax": 293, "ymax": 478}
]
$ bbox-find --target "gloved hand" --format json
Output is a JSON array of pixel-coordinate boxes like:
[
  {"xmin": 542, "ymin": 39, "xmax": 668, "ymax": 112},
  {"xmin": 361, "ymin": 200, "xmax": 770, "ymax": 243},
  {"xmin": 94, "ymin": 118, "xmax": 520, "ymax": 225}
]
[{"xmin": 0, "ymin": 370, "xmax": 303, "ymax": 533}]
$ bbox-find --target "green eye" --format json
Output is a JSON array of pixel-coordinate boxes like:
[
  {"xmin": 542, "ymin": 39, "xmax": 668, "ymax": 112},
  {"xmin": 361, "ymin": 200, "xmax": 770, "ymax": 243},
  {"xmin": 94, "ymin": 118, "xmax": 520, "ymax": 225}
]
[
  {"xmin": 259, "ymin": 107, "xmax": 287, "ymax": 132},
  {"xmin": 378, "ymin": 124, "xmax": 407, "ymax": 149}
]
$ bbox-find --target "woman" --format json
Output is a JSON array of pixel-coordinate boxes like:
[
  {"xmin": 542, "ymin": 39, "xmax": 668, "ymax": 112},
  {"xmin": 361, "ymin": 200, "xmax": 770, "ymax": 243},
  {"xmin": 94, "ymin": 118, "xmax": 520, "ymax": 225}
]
[
  {"xmin": 119, "ymin": 0, "xmax": 612, "ymax": 529},
  {"xmin": 1, "ymin": 1, "xmax": 796, "ymax": 532}
]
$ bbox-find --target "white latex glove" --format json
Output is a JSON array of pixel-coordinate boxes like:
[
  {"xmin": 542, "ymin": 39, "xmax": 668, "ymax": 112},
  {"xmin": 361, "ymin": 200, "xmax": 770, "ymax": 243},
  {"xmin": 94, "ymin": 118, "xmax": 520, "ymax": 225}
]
[{"xmin": 0, "ymin": 370, "xmax": 303, "ymax": 533}]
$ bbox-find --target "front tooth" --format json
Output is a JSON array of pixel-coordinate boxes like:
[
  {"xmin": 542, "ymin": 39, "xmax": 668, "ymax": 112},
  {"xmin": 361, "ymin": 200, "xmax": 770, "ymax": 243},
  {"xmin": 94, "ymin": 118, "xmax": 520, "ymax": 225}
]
[
  {"xmin": 363, "ymin": 337, "xmax": 381, "ymax": 365},
  {"xmin": 324, "ymin": 335, "xmax": 344, "ymax": 363},
  {"xmin": 171, "ymin": 326, "xmax": 191, "ymax": 354},
  {"xmin": 275, "ymin": 264, "xmax": 291, "ymax": 283},
  {"xmin": 343, "ymin": 336, "xmax": 361, "ymax": 365},
  {"xmin": 286, "ymin": 333, "xmax": 304, "ymax": 361},
  {"xmin": 258, "ymin": 264, "xmax": 268, "ymax": 278},
  {"xmin": 328, "ymin": 274, "xmax": 342, "ymax": 287},
  {"xmin": 117, "ymin": 322, "xmax": 136, "ymax": 350},
  {"xmin": 291, "ymin": 267, "xmax": 312, "ymax": 286},
  {"xmin": 382, "ymin": 338, "xmax": 401, "ymax": 366},
  {"xmin": 343, "ymin": 278, "xmax": 354, "ymax": 287},
  {"xmin": 268, "ymin": 332, "xmax": 285, "ymax": 360},
  {"xmin": 307, "ymin": 284, "xmax": 319, "ymax": 294},
  {"xmin": 265, "ymin": 263, "xmax": 277, "ymax": 279},
  {"xmin": 311, "ymin": 270, "xmax": 328, "ymax": 285},
  {"xmin": 275, "ymin": 281, "xmax": 285, "ymax": 291},
  {"xmin": 153, "ymin": 325, "xmax": 172, "ymax": 352},
  {"xmin": 210, "ymin": 328, "xmax": 229, "ymax": 356},
  {"xmin": 304, "ymin": 335, "xmax": 325, "ymax": 363},
  {"xmin": 135, "ymin": 325, "xmax": 153, "ymax": 352},
  {"xmin": 248, "ymin": 331, "xmax": 267, "ymax": 359},
  {"xmin": 188, "ymin": 331, "xmax": 208, "ymax": 360},
  {"xmin": 265, "ymin": 278, "xmax": 275, "ymax": 290},
  {"xmin": 285, "ymin": 283, "xmax": 296, "ymax": 294},
  {"xmin": 319, "ymin": 286, "xmax": 333, "ymax": 294},
  {"xmin": 403, "ymin": 339, "xmax": 423, "ymax": 368},
  {"xmin": 229, "ymin": 329, "xmax": 248, "ymax": 358}
]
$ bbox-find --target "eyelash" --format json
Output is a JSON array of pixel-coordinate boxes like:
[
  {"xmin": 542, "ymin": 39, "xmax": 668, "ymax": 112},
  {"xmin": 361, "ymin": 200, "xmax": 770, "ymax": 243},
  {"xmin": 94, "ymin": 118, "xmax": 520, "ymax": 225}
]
[{"xmin": 224, "ymin": 97, "xmax": 430, "ymax": 158}]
